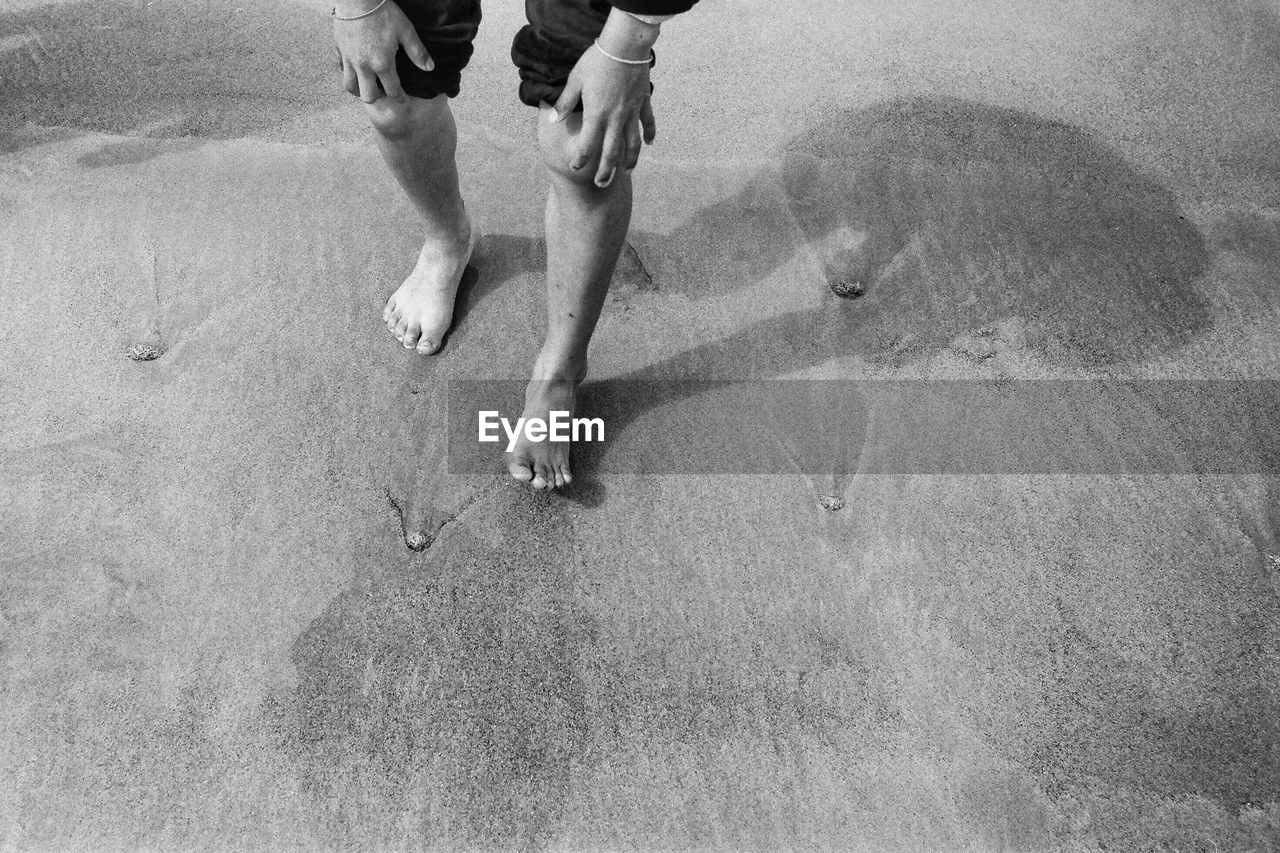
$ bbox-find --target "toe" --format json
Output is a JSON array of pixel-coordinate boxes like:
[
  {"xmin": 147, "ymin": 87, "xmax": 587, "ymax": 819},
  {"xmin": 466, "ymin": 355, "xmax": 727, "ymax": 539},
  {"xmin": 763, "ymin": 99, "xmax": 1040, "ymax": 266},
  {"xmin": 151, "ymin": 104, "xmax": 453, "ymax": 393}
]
[
  {"xmin": 402, "ymin": 324, "xmax": 421, "ymax": 350},
  {"xmin": 382, "ymin": 298, "xmax": 395, "ymax": 322},
  {"xmin": 558, "ymin": 463, "xmax": 573, "ymax": 486},
  {"xmin": 508, "ymin": 460, "xmax": 535, "ymax": 483},
  {"xmin": 532, "ymin": 463, "xmax": 550, "ymax": 490},
  {"xmin": 416, "ymin": 336, "xmax": 440, "ymax": 356}
]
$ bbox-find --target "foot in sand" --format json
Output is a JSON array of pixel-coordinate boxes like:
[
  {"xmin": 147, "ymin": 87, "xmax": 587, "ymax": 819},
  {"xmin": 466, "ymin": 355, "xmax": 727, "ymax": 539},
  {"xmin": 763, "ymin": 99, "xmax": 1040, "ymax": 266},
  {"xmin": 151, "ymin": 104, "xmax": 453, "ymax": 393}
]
[
  {"xmin": 384, "ymin": 218, "xmax": 474, "ymax": 355},
  {"xmin": 507, "ymin": 361, "xmax": 585, "ymax": 491}
]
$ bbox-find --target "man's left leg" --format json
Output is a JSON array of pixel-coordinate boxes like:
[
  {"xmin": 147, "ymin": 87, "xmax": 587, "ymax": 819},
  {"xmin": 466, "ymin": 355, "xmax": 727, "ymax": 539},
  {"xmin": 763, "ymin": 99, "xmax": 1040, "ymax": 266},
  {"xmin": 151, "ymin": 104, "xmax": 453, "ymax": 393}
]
[{"xmin": 506, "ymin": 105, "xmax": 633, "ymax": 490}]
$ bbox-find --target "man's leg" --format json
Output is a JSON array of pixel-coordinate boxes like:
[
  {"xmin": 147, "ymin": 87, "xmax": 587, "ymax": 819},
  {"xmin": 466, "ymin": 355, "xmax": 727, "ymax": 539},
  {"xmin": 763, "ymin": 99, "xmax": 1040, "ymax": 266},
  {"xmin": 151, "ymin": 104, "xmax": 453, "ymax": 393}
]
[
  {"xmin": 506, "ymin": 105, "xmax": 632, "ymax": 490},
  {"xmin": 366, "ymin": 95, "xmax": 474, "ymax": 354}
]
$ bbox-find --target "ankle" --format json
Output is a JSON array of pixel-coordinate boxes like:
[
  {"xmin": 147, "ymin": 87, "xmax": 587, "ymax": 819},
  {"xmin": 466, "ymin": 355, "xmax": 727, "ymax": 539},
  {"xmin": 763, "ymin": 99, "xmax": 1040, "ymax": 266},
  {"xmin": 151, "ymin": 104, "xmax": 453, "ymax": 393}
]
[
  {"xmin": 530, "ymin": 352, "xmax": 587, "ymax": 384},
  {"xmin": 421, "ymin": 212, "xmax": 472, "ymax": 249}
]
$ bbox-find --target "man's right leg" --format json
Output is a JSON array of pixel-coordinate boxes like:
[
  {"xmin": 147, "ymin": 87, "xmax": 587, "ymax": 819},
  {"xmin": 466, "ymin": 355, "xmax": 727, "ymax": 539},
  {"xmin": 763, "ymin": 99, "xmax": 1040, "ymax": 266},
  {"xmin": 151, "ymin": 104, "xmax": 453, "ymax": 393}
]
[{"xmin": 366, "ymin": 95, "xmax": 473, "ymax": 355}]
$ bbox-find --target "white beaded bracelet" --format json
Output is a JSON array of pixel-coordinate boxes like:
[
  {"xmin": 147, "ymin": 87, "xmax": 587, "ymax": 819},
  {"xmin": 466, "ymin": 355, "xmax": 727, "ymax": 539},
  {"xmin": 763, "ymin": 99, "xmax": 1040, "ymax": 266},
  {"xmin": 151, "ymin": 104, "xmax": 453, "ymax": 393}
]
[
  {"xmin": 593, "ymin": 39, "xmax": 654, "ymax": 66},
  {"xmin": 333, "ymin": 0, "xmax": 388, "ymax": 21}
]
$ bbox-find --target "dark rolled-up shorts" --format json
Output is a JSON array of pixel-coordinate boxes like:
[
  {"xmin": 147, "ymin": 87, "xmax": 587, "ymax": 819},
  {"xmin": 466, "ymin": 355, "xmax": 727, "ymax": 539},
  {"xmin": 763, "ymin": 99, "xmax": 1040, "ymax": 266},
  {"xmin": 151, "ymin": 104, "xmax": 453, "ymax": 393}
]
[{"xmin": 393, "ymin": 0, "xmax": 652, "ymax": 108}]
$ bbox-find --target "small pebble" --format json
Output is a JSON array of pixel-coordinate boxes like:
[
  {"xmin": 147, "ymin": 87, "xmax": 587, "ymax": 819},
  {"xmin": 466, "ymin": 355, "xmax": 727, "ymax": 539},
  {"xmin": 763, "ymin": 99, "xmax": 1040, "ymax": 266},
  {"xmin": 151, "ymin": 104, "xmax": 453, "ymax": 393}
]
[
  {"xmin": 818, "ymin": 494, "xmax": 846, "ymax": 511},
  {"xmin": 830, "ymin": 279, "xmax": 866, "ymax": 299},
  {"xmin": 405, "ymin": 531, "xmax": 430, "ymax": 552},
  {"xmin": 126, "ymin": 343, "xmax": 163, "ymax": 362}
]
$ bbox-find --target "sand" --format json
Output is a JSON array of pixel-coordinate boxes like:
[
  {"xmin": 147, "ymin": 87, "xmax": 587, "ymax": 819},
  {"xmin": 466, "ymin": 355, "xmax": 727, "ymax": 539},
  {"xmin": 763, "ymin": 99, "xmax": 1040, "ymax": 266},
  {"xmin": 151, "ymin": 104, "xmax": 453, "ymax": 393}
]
[{"xmin": 2, "ymin": 0, "xmax": 1280, "ymax": 849}]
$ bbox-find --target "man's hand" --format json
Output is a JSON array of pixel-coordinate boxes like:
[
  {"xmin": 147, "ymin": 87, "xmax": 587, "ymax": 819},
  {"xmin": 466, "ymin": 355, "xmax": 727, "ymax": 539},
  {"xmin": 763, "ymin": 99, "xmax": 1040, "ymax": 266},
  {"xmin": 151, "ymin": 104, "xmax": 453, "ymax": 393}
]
[
  {"xmin": 334, "ymin": 1, "xmax": 433, "ymax": 103},
  {"xmin": 551, "ymin": 13, "xmax": 660, "ymax": 188}
]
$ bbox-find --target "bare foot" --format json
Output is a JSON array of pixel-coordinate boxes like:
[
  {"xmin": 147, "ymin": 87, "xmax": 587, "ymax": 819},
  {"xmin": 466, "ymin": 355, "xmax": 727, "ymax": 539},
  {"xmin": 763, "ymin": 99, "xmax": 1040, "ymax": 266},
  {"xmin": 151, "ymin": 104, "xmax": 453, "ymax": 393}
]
[
  {"xmin": 384, "ymin": 218, "xmax": 475, "ymax": 355},
  {"xmin": 507, "ymin": 363, "xmax": 585, "ymax": 491}
]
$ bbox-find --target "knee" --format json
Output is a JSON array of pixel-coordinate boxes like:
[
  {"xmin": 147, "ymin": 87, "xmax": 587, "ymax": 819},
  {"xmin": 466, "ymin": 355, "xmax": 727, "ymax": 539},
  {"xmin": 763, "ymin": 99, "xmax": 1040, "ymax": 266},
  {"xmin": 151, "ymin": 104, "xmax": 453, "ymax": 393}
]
[
  {"xmin": 541, "ymin": 147, "xmax": 602, "ymax": 190},
  {"xmin": 538, "ymin": 113, "xmax": 604, "ymax": 190},
  {"xmin": 365, "ymin": 96, "xmax": 433, "ymax": 141}
]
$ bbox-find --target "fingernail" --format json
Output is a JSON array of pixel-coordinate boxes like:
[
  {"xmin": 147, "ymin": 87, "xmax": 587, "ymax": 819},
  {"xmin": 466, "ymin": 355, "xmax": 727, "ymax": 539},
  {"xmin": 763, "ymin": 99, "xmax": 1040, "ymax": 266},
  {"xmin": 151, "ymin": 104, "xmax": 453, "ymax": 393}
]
[
  {"xmin": 550, "ymin": 111, "xmax": 562, "ymax": 124},
  {"xmin": 570, "ymin": 160, "xmax": 584, "ymax": 170},
  {"xmin": 597, "ymin": 168, "xmax": 616, "ymax": 187}
]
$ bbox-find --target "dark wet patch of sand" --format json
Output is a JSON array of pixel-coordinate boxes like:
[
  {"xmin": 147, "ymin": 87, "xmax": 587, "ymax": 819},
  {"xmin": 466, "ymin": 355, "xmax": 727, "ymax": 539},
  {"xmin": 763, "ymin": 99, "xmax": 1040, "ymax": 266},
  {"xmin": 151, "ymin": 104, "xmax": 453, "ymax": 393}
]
[{"xmin": 637, "ymin": 96, "xmax": 1214, "ymax": 365}]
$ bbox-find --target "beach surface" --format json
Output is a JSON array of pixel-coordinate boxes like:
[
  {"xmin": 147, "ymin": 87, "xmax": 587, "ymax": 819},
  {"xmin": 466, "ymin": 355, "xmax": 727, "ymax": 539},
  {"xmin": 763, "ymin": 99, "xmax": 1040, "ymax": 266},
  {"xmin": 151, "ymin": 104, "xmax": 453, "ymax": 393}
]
[{"xmin": 3, "ymin": 0, "xmax": 1280, "ymax": 849}]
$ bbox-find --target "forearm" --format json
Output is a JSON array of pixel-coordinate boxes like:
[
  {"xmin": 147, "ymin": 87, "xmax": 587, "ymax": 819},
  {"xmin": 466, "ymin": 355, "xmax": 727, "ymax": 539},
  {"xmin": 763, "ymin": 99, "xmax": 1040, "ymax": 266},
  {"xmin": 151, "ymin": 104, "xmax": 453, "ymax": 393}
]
[{"xmin": 596, "ymin": 8, "xmax": 662, "ymax": 62}]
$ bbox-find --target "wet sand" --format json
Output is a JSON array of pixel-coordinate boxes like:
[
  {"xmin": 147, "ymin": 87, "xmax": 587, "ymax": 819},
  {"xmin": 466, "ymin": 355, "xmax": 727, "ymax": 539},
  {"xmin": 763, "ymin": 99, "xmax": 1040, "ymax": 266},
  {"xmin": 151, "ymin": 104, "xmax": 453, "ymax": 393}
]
[{"xmin": 2, "ymin": 0, "xmax": 1280, "ymax": 849}]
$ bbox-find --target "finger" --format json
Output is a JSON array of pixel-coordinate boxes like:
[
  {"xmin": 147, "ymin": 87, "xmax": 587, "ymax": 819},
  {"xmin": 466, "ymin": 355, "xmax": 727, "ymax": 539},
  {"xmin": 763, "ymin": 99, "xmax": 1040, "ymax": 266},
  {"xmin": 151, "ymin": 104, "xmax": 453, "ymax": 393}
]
[
  {"xmin": 570, "ymin": 115, "xmax": 606, "ymax": 172},
  {"xmin": 623, "ymin": 119, "xmax": 641, "ymax": 171},
  {"xmin": 356, "ymin": 68, "xmax": 382, "ymax": 104},
  {"xmin": 378, "ymin": 65, "xmax": 405, "ymax": 101},
  {"xmin": 594, "ymin": 124, "xmax": 623, "ymax": 187},
  {"xmin": 640, "ymin": 97, "xmax": 657, "ymax": 144},
  {"xmin": 400, "ymin": 30, "xmax": 435, "ymax": 72},
  {"xmin": 341, "ymin": 59, "xmax": 359, "ymax": 98},
  {"xmin": 552, "ymin": 78, "xmax": 582, "ymax": 124}
]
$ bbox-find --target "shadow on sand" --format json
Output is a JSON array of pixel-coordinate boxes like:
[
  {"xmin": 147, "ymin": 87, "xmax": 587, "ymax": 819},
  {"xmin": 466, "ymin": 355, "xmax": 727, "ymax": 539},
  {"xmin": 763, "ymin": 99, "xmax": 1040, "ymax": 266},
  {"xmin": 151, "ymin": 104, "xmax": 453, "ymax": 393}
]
[
  {"xmin": 634, "ymin": 94, "xmax": 1212, "ymax": 366},
  {"xmin": 433, "ymin": 95, "xmax": 1218, "ymax": 509},
  {"xmin": 275, "ymin": 96, "xmax": 1267, "ymax": 848}
]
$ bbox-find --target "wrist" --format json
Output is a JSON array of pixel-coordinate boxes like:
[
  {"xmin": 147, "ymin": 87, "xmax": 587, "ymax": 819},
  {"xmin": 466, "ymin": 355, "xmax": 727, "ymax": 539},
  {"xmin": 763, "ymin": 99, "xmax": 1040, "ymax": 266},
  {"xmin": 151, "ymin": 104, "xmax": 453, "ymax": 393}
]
[
  {"xmin": 597, "ymin": 8, "xmax": 660, "ymax": 62},
  {"xmin": 333, "ymin": 0, "xmax": 386, "ymax": 17}
]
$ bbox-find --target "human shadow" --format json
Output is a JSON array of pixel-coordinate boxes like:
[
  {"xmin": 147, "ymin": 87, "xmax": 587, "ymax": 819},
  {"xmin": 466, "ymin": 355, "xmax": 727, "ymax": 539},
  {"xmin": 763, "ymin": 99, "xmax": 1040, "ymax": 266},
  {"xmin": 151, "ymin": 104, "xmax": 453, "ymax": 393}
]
[{"xmin": 576, "ymin": 96, "xmax": 1216, "ymax": 486}]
